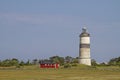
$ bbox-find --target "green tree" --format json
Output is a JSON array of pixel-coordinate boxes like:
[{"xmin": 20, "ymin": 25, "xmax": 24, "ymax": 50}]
[
  {"xmin": 91, "ymin": 59, "xmax": 97, "ymax": 66},
  {"xmin": 108, "ymin": 57, "xmax": 120, "ymax": 66},
  {"xmin": 50, "ymin": 56, "xmax": 64, "ymax": 65},
  {"xmin": 19, "ymin": 61, "xmax": 25, "ymax": 66},
  {"xmin": 10, "ymin": 58, "xmax": 19, "ymax": 66},
  {"xmin": 25, "ymin": 59, "xmax": 31, "ymax": 65},
  {"xmin": 0, "ymin": 60, "xmax": 2, "ymax": 66},
  {"xmin": 32, "ymin": 59, "xmax": 38, "ymax": 65},
  {"xmin": 72, "ymin": 57, "xmax": 78, "ymax": 63},
  {"xmin": 1, "ymin": 59, "xmax": 11, "ymax": 67},
  {"xmin": 65, "ymin": 56, "xmax": 73, "ymax": 63}
]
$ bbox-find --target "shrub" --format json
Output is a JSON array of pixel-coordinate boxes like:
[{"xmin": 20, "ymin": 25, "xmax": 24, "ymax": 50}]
[
  {"xmin": 64, "ymin": 63, "xmax": 71, "ymax": 68},
  {"xmin": 71, "ymin": 63, "xmax": 78, "ymax": 67}
]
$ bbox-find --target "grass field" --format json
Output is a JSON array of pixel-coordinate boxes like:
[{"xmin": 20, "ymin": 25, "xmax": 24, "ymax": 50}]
[{"xmin": 0, "ymin": 65, "xmax": 120, "ymax": 80}]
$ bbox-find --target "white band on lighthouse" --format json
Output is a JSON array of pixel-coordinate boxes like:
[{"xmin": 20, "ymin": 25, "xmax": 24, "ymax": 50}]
[
  {"xmin": 80, "ymin": 37, "xmax": 90, "ymax": 44},
  {"xmin": 80, "ymin": 48, "xmax": 90, "ymax": 58}
]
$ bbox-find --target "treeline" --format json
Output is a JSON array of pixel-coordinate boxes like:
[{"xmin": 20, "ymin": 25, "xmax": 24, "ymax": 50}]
[
  {"xmin": 0, "ymin": 58, "xmax": 32, "ymax": 67},
  {"xmin": 108, "ymin": 56, "xmax": 120, "ymax": 66},
  {"xmin": 0, "ymin": 56, "xmax": 78, "ymax": 67},
  {"xmin": 0, "ymin": 56, "xmax": 120, "ymax": 67},
  {"xmin": 92, "ymin": 56, "xmax": 120, "ymax": 66}
]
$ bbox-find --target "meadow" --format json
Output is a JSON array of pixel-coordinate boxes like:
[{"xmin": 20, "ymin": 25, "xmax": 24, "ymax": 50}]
[{"xmin": 0, "ymin": 65, "xmax": 120, "ymax": 80}]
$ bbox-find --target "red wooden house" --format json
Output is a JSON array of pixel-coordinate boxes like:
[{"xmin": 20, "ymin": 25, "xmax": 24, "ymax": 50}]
[{"xmin": 39, "ymin": 60, "xmax": 59, "ymax": 68}]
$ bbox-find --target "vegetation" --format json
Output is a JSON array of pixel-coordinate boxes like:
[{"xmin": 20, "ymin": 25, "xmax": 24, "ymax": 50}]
[
  {"xmin": 0, "ymin": 58, "xmax": 32, "ymax": 67},
  {"xmin": 0, "ymin": 65, "xmax": 120, "ymax": 80},
  {"xmin": 108, "ymin": 56, "xmax": 120, "ymax": 66},
  {"xmin": 0, "ymin": 56, "xmax": 120, "ymax": 80},
  {"xmin": 0, "ymin": 56, "xmax": 120, "ymax": 68}
]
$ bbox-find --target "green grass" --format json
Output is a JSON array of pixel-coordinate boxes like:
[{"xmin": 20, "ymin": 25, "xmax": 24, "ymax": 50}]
[{"xmin": 0, "ymin": 65, "xmax": 120, "ymax": 80}]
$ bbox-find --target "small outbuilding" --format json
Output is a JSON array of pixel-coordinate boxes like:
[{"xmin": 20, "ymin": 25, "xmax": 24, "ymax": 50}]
[{"xmin": 39, "ymin": 60, "xmax": 59, "ymax": 68}]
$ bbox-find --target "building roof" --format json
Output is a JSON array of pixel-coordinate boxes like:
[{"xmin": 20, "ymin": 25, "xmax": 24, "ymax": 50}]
[{"xmin": 39, "ymin": 60, "xmax": 56, "ymax": 64}]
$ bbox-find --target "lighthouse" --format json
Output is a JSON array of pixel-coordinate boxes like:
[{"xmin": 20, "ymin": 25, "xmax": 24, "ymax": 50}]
[{"xmin": 79, "ymin": 27, "xmax": 91, "ymax": 66}]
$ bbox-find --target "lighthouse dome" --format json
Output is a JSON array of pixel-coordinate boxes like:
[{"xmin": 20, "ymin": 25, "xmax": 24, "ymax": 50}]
[{"xmin": 79, "ymin": 27, "xmax": 90, "ymax": 37}]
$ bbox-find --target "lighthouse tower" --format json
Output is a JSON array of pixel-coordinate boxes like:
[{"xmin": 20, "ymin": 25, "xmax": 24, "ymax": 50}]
[{"xmin": 79, "ymin": 27, "xmax": 91, "ymax": 66}]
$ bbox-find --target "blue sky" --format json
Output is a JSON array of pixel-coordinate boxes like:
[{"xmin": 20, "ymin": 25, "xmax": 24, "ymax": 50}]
[{"xmin": 0, "ymin": 0, "xmax": 120, "ymax": 62}]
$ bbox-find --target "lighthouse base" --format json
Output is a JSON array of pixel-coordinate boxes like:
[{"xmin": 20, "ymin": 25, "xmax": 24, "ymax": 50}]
[{"xmin": 79, "ymin": 58, "xmax": 91, "ymax": 66}]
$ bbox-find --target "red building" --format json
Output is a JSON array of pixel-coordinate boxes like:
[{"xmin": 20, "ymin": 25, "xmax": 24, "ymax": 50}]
[{"xmin": 39, "ymin": 60, "xmax": 59, "ymax": 68}]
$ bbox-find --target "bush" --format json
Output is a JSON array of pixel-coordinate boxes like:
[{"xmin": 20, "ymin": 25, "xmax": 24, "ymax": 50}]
[
  {"xmin": 16, "ymin": 65, "xmax": 21, "ymax": 69},
  {"xmin": 64, "ymin": 63, "xmax": 71, "ymax": 68},
  {"xmin": 71, "ymin": 63, "xmax": 78, "ymax": 67}
]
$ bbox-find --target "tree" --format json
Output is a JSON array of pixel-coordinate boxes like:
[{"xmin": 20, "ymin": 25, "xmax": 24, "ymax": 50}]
[
  {"xmin": 0, "ymin": 60, "xmax": 2, "ymax": 66},
  {"xmin": 10, "ymin": 58, "xmax": 19, "ymax": 66},
  {"xmin": 99, "ymin": 62, "xmax": 106, "ymax": 66},
  {"xmin": 1, "ymin": 59, "xmax": 11, "ymax": 67},
  {"xmin": 32, "ymin": 59, "xmax": 38, "ymax": 65},
  {"xmin": 70, "ymin": 57, "xmax": 79, "ymax": 63},
  {"xmin": 91, "ymin": 59, "xmax": 97, "ymax": 66},
  {"xmin": 25, "ymin": 59, "xmax": 31, "ymax": 65},
  {"xmin": 108, "ymin": 57, "xmax": 120, "ymax": 66},
  {"xmin": 19, "ymin": 61, "xmax": 25, "ymax": 66},
  {"xmin": 49, "ymin": 56, "xmax": 64, "ymax": 65},
  {"xmin": 65, "ymin": 56, "xmax": 73, "ymax": 63}
]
